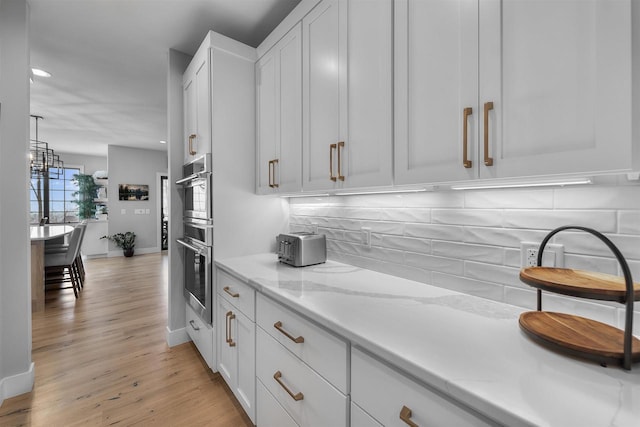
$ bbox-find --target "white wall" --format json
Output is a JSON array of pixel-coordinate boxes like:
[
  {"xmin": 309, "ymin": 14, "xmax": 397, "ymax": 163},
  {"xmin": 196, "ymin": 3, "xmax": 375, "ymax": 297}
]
[
  {"xmin": 166, "ymin": 48, "xmax": 191, "ymax": 344},
  {"xmin": 0, "ymin": 0, "xmax": 34, "ymax": 404},
  {"xmin": 59, "ymin": 152, "xmax": 107, "ymax": 176},
  {"xmin": 107, "ymin": 145, "xmax": 167, "ymax": 254},
  {"xmin": 289, "ymin": 176, "xmax": 640, "ymax": 336}
]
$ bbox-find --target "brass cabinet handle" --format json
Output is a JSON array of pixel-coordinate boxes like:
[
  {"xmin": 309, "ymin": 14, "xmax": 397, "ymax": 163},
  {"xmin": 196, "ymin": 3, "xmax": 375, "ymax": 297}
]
[
  {"xmin": 483, "ymin": 102, "xmax": 494, "ymax": 166},
  {"xmin": 226, "ymin": 311, "xmax": 236, "ymax": 347},
  {"xmin": 189, "ymin": 320, "xmax": 200, "ymax": 331},
  {"xmin": 273, "ymin": 321, "xmax": 304, "ymax": 344},
  {"xmin": 271, "ymin": 159, "xmax": 279, "ymax": 188},
  {"xmin": 462, "ymin": 107, "xmax": 473, "ymax": 168},
  {"xmin": 268, "ymin": 160, "xmax": 273, "ymax": 188},
  {"xmin": 188, "ymin": 134, "xmax": 197, "ymax": 156},
  {"xmin": 223, "ymin": 286, "xmax": 239, "ymax": 298},
  {"xmin": 273, "ymin": 371, "xmax": 304, "ymax": 401},
  {"xmin": 400, "ymin": 405, "xmax": 418, "ymax": 427},
  {"xmin": 329, "ymin": 143, "xmax": 337, "ymax": 181},
  {"xmin": 337, "ymin": 141, "xmax": 345, "ymax": 181}
]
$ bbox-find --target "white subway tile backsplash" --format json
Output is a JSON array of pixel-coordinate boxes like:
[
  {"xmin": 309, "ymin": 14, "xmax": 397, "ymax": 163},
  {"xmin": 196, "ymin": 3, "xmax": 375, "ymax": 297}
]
[
  {"xmin": 432, "ymin": 241, "xmax": 503, "ymax": 264},
  {"xmin": 618, "ymin": 211, "xmax": 640, "ymax": 235},
  {"xmin": 288, "ymin": 184, "xmax": 638, "ymax": 319},
  {"xmin": 432, "ymin": 209, "xmax": 503, "ymax": 227},
  {"xmin": 502, "ymin": 210, "xmax": 617, "ymax": 232},
  {"xmin": 405, "ymin": 223, "xmax": 464, "ymax": 241},
  {"xmin": 465, "ymin": 189, "xmax": 553, "ymax": 209},
  {"xmin": 464, "ymin": 227, "xmax": 548, "ymax": 248}
]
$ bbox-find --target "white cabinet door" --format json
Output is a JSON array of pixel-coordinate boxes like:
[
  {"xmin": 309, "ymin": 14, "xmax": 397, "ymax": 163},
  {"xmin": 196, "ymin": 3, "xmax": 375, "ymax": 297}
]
[
  {"xmin": 303, "ymin": 0, "xmax": 392, "ymax": 191},
  {"xmin": 480, "ymin": 0, "xmax": 632, "ymax": 179},
  {"xmin": 394, "ymin": 0, "xmax": 478, "ymax": 185},
  {"xmin": 183, "ymin": 46, "xmax": 211, "ymax": 163},
  {"xmin": 343, "ymin": 0, "xmax": 393, "ymax": 189},
  {"xmin": 217, "ymin": 296, "xmax": 256, "ymax": 422},
  {"xmin": 256, "ymin": 23, "xmax": 303, "ymax": 194},
  {"xmin": 302, "ymin": 0, "xmax": 344, "ymax": 191}
]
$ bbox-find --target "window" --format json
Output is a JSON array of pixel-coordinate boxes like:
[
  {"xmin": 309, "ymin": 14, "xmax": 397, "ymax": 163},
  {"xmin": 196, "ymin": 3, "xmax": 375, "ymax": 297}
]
[{"xmin": 30, "ymin": 166, "xmax": 81, "ymax": 224}]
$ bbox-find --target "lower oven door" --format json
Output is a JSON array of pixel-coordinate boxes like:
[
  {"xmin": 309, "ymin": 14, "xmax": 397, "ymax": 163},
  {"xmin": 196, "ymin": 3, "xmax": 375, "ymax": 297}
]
[{"xmin": 177, "ymin": 238, "xmax": 212, "ymax": 324}]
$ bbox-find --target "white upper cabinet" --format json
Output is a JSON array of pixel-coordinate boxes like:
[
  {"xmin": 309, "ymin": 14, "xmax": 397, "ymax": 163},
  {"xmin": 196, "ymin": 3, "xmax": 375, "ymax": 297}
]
[
  {"xmin": 256, "ymin": 23, "xmax": 303, "ymax": 194},
  {"xmin": 183, "ymin": 46, "xmax": 212, "ymax": 163},
  {"xmin": 396, "ymin": 0, "xmax": 634, "ymax": 185},
  {"xmin": 302, "ymin": 0, "xmax": 392, "ymax": 191}
]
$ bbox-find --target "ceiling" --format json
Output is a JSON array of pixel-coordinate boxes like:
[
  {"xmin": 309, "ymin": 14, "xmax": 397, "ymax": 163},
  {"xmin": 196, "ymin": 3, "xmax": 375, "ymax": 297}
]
[{"xmin": 28, "ymin": 0, "xmax": 301, "ymax": 157}]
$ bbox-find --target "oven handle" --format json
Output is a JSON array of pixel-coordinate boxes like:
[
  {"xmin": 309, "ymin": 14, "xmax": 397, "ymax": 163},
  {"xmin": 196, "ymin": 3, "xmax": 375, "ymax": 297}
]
[
  {"xmin": 176, "ymin": 238, "xmax": 207, "ymax": 256},
  {"xmin": 175, "ymin": 171, "xmax": 211, "ymax": 186}
]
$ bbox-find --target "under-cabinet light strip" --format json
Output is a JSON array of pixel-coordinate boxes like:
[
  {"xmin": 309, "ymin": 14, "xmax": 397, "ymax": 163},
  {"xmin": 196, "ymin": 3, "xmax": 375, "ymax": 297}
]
[
  {"xmin": 334, "ymin": 188, "xmax": 429, "ymax": 196},
  {"xmin": 450, "ymin": 177, "xmax": 592, "ymax": 190}
]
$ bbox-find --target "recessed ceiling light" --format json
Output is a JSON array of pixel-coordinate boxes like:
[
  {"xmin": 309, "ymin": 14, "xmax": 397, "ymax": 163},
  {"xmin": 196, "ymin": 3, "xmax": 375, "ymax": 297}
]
[
  {"xmin": 32, "ymin": 68, "xmax": 51, "ymax": 77},
  {"xmin": 159, "ymin": 140, "xmax": 167, "ymax": 144}
]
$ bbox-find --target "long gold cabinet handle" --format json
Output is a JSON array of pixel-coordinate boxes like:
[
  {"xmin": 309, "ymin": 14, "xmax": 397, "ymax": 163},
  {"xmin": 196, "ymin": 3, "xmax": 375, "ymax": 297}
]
[
  {"xmin": 226, "ymin": 311, "xmax": 236, "ymax": 347},
  {"xmin": 268, "ymin": 160, "xmax": 273, "ymax": 188},
  {"xmin": 274, "ymin": 321, "xmax": 304, "ymax": 343},
  {"xmin": 399, "ymin": 405, "xmax": 419, "ymax": 427},
  {"xmin": 337, "ymin": 141, "xmax": 345, "ymax": 181},
  {"xmin": 462, "ymin": 107, "xmax": 473, "ymax": 168},
  {"xmin": 271, "ymin": 159, "xmax": 279, "ymax": 188},
  {"xmin": 273, "ymin": 371, "xmax": 304, "ymax": 401},
  {"xmin": 483, "ymin": 102, "xmax": 494, "ymax": 166},
  {"xmin": 188, "ymin": 134, "xmax": 197, "ymax": 156},
  {"xmin": 329, "ymin": 143, "xmax": 337, "ymax": 181},
  {"xmin": 223, "ymin": 286, "xmax": 239, "ymax": 298}
]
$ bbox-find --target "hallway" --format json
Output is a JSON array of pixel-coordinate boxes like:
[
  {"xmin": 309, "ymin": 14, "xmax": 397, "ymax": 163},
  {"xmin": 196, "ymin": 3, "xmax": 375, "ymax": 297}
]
[{"xmin": 0, "ymin": 253, "xmax": 251, "ymax": 426}]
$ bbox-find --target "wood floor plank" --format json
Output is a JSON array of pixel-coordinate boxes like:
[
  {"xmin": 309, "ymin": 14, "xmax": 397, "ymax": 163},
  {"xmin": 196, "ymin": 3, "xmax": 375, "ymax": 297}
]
[{"xmin": 0, "ymin": 253, "xmax": 252, "ymax": 427}]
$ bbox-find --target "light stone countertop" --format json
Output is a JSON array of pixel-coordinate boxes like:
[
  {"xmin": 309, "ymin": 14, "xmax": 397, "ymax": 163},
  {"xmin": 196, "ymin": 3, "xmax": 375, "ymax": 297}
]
[{"xmin": 216, "ymin": 253, "xmax": 640, "ymax": 427}]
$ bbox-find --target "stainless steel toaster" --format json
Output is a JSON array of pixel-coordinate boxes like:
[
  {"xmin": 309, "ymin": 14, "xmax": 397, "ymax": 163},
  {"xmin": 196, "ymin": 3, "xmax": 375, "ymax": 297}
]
[{"xmin": 276, "ymin": 232, "xmax": 327, "ymax": 267}]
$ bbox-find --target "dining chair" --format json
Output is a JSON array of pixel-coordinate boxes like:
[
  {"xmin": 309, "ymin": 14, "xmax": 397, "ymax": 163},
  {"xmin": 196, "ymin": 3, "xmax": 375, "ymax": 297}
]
[
  {"xmin": 45, "ymin": 221, "xmax": 87, "ymax": 287},
  {"xmin": 44, "ymin": 225, "xmax": 84, "ymax": 298}
]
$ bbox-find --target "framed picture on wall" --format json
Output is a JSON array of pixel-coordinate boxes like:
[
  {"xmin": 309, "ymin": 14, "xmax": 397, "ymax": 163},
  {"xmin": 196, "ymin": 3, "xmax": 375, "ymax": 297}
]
[{"xmin": 118, "ymin": 184, "xmax": 149, "ymax": 201}]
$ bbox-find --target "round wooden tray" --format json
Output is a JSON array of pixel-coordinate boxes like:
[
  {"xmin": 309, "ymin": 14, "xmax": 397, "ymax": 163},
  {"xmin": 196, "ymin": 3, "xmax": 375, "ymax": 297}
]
[
  {"xmin": 519, "ymin": 311, "xmax": 640, "ymax": 366},
  {"xmin": 520, "ymin": 267, "xmax": 640, "ymax": 303}
]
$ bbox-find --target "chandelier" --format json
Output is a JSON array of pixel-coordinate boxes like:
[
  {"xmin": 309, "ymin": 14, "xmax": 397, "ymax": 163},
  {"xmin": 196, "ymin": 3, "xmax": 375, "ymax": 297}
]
[{"xmin": 30, "ymin": 115, "xmax": 63, "ymax": 179}]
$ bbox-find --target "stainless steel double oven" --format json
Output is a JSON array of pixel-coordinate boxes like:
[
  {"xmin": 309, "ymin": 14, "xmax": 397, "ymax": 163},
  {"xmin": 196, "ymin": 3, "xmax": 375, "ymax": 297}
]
[{"xmin": 176, "ymin": 154, "xmax": 213, "ymax": 324}]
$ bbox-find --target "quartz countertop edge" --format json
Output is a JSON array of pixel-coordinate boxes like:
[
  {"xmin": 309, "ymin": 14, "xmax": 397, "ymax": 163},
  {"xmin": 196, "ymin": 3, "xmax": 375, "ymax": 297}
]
[{"xmin": 215, "ymin": 253, "xmax": 640, "ymax": 427}]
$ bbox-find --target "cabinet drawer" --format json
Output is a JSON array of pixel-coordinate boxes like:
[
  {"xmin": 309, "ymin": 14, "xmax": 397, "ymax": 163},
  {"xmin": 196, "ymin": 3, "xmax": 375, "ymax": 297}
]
[
  {"xmin": 217, "ymin": 268, "xmax": 255, "ymax": 320},
  {"xmin": 256, "ymin": 327, "xmax": 348, "ymax": 427},
  {"xmin": 351, "ymin": 402, "xmax": 382, "ymax": 427},
  {"xmin": 185, "ymin": 302, "xmax": 214, "ymax": 370},
  {"xmin": 352, "ymin": 348, "xmax": 495, "ymax": 427},
  {"xmin": 256, "ymin": 293, "xmax": 347, "ymax": 393},
  {"xmin": 257, "ymin": 378, "xmax": 299, "ymax": 427}
]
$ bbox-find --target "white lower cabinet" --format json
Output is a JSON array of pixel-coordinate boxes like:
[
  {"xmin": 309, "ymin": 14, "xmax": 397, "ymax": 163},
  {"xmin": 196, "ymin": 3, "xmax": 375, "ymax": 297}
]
[
  {"xmin": 257, "ymin": 378, "xmax": 299, "ymax": 427},
  {"xmin": 185, "ymin": 302, "xmax": 214, "ymax": 370},
  {"xmin": 216, "ymin": 270, "xmax": 256, "ymax": 423},
  {"xmin": 352, "ymin": 348, "xmax": 495, "ymax": 427}
]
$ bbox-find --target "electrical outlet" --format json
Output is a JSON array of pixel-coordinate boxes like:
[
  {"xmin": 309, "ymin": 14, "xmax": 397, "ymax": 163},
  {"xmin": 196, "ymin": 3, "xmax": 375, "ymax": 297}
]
[
  {"xmin": 361, "ymin": 227, "xmax": 372, "ymax": 248},
  {"xmin": 521, "ymin": 242, "xmax": 564, "ymax": 268}
]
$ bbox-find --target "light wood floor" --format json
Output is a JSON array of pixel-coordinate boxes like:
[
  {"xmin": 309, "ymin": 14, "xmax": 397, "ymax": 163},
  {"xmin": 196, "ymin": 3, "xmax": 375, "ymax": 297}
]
[{"xmin": 0, "ymin": 253, "xmax": 252, "ymax": 427}]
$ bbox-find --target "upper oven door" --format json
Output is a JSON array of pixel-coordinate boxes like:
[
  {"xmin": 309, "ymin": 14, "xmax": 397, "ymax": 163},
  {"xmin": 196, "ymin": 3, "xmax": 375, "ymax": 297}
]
[{"xmin": 181, "ymin": 176, "xmax": 212, "ymax": 220}]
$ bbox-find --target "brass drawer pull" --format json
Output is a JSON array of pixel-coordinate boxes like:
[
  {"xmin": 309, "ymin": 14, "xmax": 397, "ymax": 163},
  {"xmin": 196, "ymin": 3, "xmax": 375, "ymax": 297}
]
[
  {"xmin": 462, "ymin": 107, "xmax": 472, "ymax": 168},
  {"xmin": 483, "ymin": 102, "xmax": 494, "ymax": 166},
  {"xmin": 400, "ymin": 405, "xmax": 418, "ymax": 427},
  {"xmin": 337, "ymin": 141, "xmax": 345, "ymax": 181},
  {"xmin": 226, "ymin": 311, "xmax": 236, "ymax": 347},
  {"xmin": 189, "ymin": 320, "xmax": 200, "ymax": 331},
  {"xmin": 223, "ymin": 286, "xmax": 239, "ymax": 298},
  {"xmin": 188, "ymin": 134, "xmax": 197, "ymax": 156},
  {"xmin": 329, "ymin": 143, "xmax": 337, "ymax": 181},
  {"xmin": 273, "ymin": 371, "xmax": 304, "ymax": 401},
  {"xmin": 274, "ymin": 321, "xmax": 304, "ymax": 343}
]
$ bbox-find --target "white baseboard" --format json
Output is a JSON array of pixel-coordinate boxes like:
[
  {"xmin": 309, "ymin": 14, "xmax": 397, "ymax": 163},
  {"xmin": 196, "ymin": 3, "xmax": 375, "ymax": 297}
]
[
  {"xmin": 0, "ymin": 362, "xmax": 34, "ymax": 404},
  {"xmin": 166, "ymin": 326, "xmax": 190, "ymax": 347}
]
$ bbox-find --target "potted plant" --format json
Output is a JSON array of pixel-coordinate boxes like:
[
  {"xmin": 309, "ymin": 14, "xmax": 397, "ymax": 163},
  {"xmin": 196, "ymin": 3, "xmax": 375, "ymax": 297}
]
[{"xmin": 101, "ymin": 232, "xmax": 136, "ymax": 257}]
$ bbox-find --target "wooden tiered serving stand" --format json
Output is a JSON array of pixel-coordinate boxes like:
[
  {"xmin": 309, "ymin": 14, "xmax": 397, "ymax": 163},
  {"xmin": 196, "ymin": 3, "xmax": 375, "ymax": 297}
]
[{"xmin": 519, "ymin": 226, "xmax": 640, "ymax": 370}]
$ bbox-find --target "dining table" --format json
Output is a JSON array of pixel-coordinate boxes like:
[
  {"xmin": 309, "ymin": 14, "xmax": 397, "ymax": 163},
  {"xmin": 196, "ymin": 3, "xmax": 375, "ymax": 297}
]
[{"xmin": 30, "ymin": 225, "xmax": 74, "ymax": 311}]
